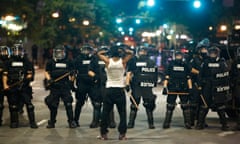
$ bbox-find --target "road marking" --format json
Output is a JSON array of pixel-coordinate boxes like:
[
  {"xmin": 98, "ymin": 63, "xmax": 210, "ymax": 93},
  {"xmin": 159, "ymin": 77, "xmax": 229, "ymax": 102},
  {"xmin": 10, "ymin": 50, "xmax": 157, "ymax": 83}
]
[
  {"xmin": 37, "ymin": 119, "xmax": 48, "ymax": 126},
  {"xmin": 217, "ymin": 131, "xmax": 235, "ymax": 137}
]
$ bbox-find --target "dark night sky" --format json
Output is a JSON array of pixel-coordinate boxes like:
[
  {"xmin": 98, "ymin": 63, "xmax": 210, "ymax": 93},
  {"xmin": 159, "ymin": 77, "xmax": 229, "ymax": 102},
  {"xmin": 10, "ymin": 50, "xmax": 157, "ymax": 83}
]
[{"xmin": 105, "ymin": 0, "xmax": 212, "ymax": 37}]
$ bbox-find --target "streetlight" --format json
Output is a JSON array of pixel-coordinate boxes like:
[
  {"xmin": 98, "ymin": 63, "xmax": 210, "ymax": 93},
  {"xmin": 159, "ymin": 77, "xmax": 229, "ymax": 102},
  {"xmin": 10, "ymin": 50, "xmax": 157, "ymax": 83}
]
[
  {"xmin": 83, "ymin": 20, "xmax": 90, "ymax": 26},
  {"xmin": 116, "ymin": 18, "xmax": 122, "ymax": 24},
  {"xmin": 193, "ymin": 0, "xmax": 201, "ymax": 9},
  {"xmin": 135, "ymin": 19, "xmax": 141, "ymax": 24},
  {"xmin": 147, "ymin": 0, "xmax": 155, "ymax": 7},
  {"xmin": 51, "ymin": 11, "xmax": 60, "ymax": 18},
  {"xmin": 220, "ymin": 25, "xmax": 227, "ymax": 32}
]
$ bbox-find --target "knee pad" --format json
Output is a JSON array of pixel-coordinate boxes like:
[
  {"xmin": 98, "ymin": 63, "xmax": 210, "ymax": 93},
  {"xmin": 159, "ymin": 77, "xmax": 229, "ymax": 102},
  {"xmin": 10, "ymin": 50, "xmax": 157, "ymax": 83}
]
[
  {"xmin": 217, "ymin": 105, "xmax": 226, "ymax": 111},
  {"xmin": 27, "ymin": 104, "xmax": 34, "ymax": 110},
  {"xmin": 181, "ymin": 103, "xmax": 190, "ymax": 110},
  {"xmin": 92, "ymin": 102, "xmax": 102, "ymax": 109},
  {"xmin": 130, "ymin": 104, "xmax": 138, "ymax": 111},
  {"xmin": 166, "ymin": 103, "xmax": 175, "ymax": 111},
  {"xmin": 143, "ymin": 101, "xmax": 155, "ymax": 111},
  {"xmin": 65, "ymin": 102, "xmax": 73, "ymax": 109},
  {"xmin": 9, "ymin": 105, "xmax": 18, "ymax": 111}
]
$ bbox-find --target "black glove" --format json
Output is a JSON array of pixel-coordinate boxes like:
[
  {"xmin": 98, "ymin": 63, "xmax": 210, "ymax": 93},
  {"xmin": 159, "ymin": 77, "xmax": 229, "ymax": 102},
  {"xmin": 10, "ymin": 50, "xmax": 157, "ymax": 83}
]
[
  {"xmin": 92, "ymin": 75, "xmax": 99, "ymax": 83},
  {"xmin": 162, "ymin": 87, "xmax": 168, "ymax": 95},
  {"xmin": 44, "ymin": 79, "xmax": 53, "ymax": 90},
  {"xmin": 125, "ymin": 85, "xmax": 130, "ymax": 92}
]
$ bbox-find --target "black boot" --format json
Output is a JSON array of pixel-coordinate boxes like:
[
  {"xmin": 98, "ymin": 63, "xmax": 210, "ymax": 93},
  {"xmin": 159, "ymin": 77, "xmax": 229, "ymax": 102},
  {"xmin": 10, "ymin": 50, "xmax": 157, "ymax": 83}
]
[
  {"xmin": 127, "ymin": 110, "xmax": 137, "ymax": 129},
  {"xmin": 65, "ymin": 103, "xmax": 77, "ymax": 128},
  {"xmin": 9, "ymin": 105, "xmax": 19, "ymax": 128},
  {"xmin": 109, "ymin": 110, "xmax": 116, "ymax": 128},
  {"xmin": 146, "ymin": 109, "xmax": 155, "ymax": 129},
  {"xmin": 195, "ymin": 107, "xmax": 208, "ymax": 130},
  {"xmin": 183, "ymin": 109, "xmax": 192, "ymax": 129},
  {"xmin": 74, "ymin": 102, "xmax": 82, "ymax": 127},
  {"xmin": 90, "ymin": 108, "xmax": 101, "ymax": 128},
  {"xmin": 163, "ymin": 110, "xmax": 173, "ymax": 129},
  {"xmin": 46, "ymin": 120, "xmax": 56, "ymax": 128},
  {"xmin": 10, "ymin": 111, "xmax": 19, "ymax": 128},
  {"xmin": 190, "ymin": 104, "xmax": 198, "ymax": 126},
  {"xmin": 27, "ymin": 105, "xmax": 38, "ymax": 129},
  {"xmin": 0, "ymin": 106, "xmax": 3, "ymax": 126},
  {"xmin": 46, "ymin": 109, "xmax": 57, "ymax": 128},
  {"xmin": 217, "ymin": 110, "xmax": 229, "ymax": 131},
  {"xmin": 236, "ymin": 109, "xmax": 240, "ymax": 130}
]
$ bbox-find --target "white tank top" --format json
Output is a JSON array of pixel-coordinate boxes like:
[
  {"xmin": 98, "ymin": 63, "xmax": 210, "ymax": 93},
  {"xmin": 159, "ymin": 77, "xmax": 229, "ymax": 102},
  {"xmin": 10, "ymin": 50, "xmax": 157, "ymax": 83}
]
[{"xmin": 105, "ymin": 58, "xmax": 125, "ymax": 88}]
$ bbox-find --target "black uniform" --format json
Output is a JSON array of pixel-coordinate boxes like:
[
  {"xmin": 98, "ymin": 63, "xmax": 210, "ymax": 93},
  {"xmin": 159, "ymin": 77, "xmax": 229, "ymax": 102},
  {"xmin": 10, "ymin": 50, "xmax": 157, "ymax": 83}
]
[
  {"xmin": 73, "ymin": 53, "xmax": 95, "ymax": 126},
  {"xmin": 3, "ymin": 55, "xmax": 37, "ymax": 128},
  {"xmin": 127, "ymin": 55, "xmax": 157, "ymax": 129},
  {"xmin": 0, "ymin": 46, "xmax": 10, "ymax": 126},
  {"xmin": 189, "ymin": 55, "xmax": 205, "ymax": 125},
  {"xmin": 230, "ymin": 57, "xmax": 240, "ymax": 130},
  {"xmin": 45, "ymin": 58, "xmax": 76, "ymax": 128},
  {"xmin": 0, "ymin": 59, "xmax": 5, "ymax": 126},
  {"xmin": 162, "ymin": 58, "xmax": 192, "ymax": 129},
  {"xmin": 196, "ymin": 56, "xmax": 230, "ymax": 130}
]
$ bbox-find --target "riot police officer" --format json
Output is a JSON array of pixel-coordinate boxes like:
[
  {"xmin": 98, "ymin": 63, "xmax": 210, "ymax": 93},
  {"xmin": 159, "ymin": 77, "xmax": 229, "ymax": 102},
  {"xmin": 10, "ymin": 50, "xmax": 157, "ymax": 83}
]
[
  {"xmin": 126, "ymin": 47, "xmax": 157, "ymax": 129},
  {"xmin": 73, "ymin": 46, "xmax": 95, "ymax": 127},
  {"xmin": 44, "ymin": 45, "xmax": 76, "ymax": 128},
  {"xmin": 162, "ymin": 51, "xmax": 193, "ymax": 129},
  {"xmin": 88, "ymin": 46, "xmax": 116, "ymax": 128},
  {"xmin": 196, "ymin": 46, "xmax": 230, "ymax": 131},
  {"xmin": 0, "ymin": 46, "xmax": 10, "ymax": 126},
  {"xmin": 189, "ymin": 38, "xmax": 209, "ymax": 126},
  {"xmin": 230, "ymin": 47, "xmax": 240, "ymax": 130},
  {"xmin": 3, "ymin": 44, "xmax": 38, "ymax": 128}
]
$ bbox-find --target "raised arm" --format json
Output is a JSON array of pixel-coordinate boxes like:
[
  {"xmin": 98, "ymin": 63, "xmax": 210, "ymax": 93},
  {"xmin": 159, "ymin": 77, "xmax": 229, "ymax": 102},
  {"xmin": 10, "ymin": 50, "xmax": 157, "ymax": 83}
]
[
  {"xmin": 97, "ymin": 50, "xmax": 109, "ymax": 66},
  {"xmin": 122, "ymin": 49, "xmax": 134, "ymax": 67}
]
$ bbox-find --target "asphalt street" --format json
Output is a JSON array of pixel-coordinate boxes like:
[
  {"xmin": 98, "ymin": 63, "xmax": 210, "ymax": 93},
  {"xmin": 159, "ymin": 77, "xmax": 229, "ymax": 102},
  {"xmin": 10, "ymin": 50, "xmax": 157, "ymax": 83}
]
[{"xmin": 0, "ymin": 68, "xmax": 239, "ymax": 144}]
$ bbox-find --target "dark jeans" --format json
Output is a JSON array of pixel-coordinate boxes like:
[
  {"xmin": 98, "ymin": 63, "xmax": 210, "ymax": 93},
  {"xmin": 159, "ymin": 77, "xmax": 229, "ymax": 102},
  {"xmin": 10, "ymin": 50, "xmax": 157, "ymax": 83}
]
[{"xmin": 100, "ymin": 88, "xmax": 127, "ymax": 135}]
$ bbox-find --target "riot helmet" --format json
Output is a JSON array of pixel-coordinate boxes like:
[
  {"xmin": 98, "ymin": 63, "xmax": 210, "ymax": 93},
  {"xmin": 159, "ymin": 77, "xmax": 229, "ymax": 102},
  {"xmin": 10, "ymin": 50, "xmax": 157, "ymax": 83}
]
[
  {"xmin": 174, "ymin": 51, "xmax": 184, "ymax": 63},
  {"xmin": 0, "ymin": 46, "xmax": 11, "ymax": 60},
  {"xmin": 80, "ymin": 46, "xmax": 94, "ymax": 57},
  {"xmin": 198, "ymin": 47, "xmax": 208, "ymax": 59},
  {"xmin": 98, "ymin": 46, "xmax": 109, "ymax": 56},
  {"xmin": 196, "ymin": 38, "xmax": 210, "ymax": 58},
  {"xmin": 53, "ymin": 45, "xmax": 66, "ymax": 61},
  {"xmin": 208, "ymin": 46, "xmax": 220, "ymax": 61},
  {"xmin": 11, "ymin": 44, "xmax": 24, "ymax": 59},
  {"xmin": 138, "ymin": 47, "xmax": 148, "ymax": 59},
  {"xmin": 196, "ymin": 38, "xmax": 210, "ymax": 49}
]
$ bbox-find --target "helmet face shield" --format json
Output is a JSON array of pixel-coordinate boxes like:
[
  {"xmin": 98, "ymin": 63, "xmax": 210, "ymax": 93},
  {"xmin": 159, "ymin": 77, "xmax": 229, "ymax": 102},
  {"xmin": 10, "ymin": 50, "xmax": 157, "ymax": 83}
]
[
  {"xmin": 80, "ymin": 46, "xmax": 93, "ymax": 56},
  {"xmin": 174, "ymin": 51, "xmax": 184, "ymax": 60},
  {"xmin": 11, "ymin": 44, "xmax": 24, "ymax": 58},
  {"xmin": 53, "ymin": 47, "xmax": 65, "ymax": 60},
  {"xmin": 208, "ymin": 46, "xmax": 220, "ymax": 59},
  {"xmin": 0, "ymin": 46, "xmax": 11, "ymax": 58}
]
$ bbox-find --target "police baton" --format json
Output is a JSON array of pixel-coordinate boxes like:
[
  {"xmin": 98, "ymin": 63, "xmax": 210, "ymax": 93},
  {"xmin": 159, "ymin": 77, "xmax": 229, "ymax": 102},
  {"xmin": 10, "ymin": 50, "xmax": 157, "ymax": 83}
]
[
  {"xmin": 126, "ymin": 92, "xmax": 139, "ymax": 110},
  {"xmin": 1, "ymin": 80, "xmax": 24, "ymax": 92},
  {"xmin": 167, "ymin": 92, "xmax": 189, "ymax": 95},
  {"xmin": 200, "ymin": 94, "xmax": 208, "ymax": 108},
  {"xmin": 129, "ymin": 94, "xmax": 139, "ymax": 110},
  {"xmin": 45, "ymin": 72, "xmax": 71, "ymax": 88},
  {"xmin": 194, "ymin": 83, "xmax": 208, "ymax": 108}
]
